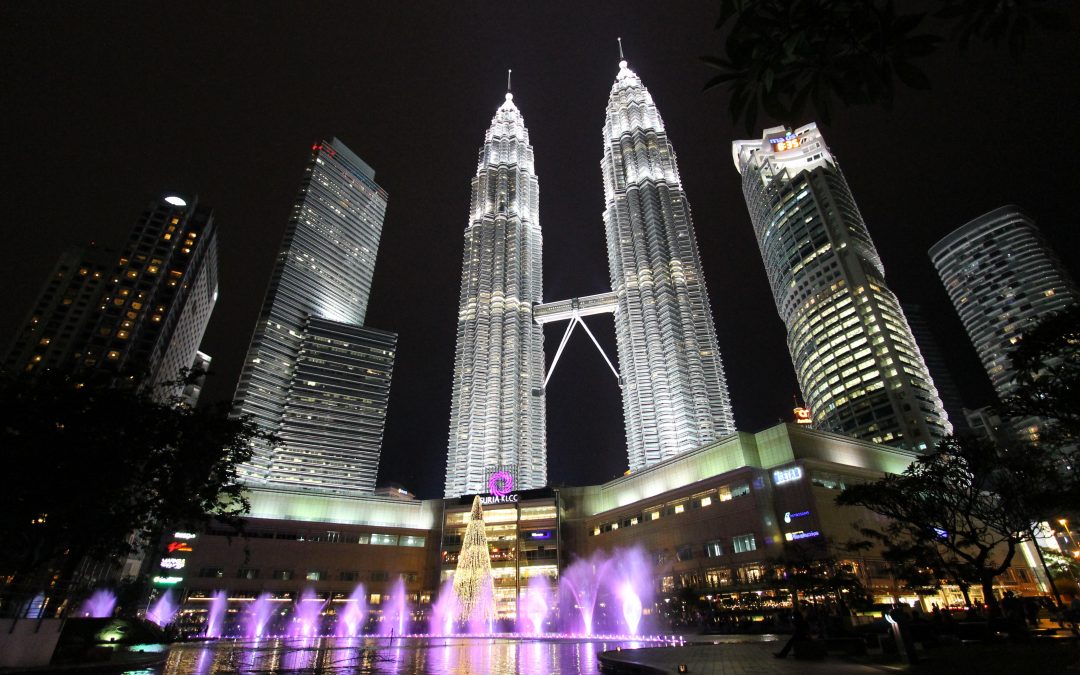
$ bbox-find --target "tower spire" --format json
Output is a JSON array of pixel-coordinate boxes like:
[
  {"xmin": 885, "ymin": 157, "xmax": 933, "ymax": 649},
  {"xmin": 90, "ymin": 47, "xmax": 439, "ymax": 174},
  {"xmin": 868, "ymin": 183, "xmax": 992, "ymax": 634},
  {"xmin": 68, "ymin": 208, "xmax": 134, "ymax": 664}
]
[
  {"xmin": 507, "ymin": 69, "xmax": 512, "ymax": 93},
  {"xmin": 617, "ymin": 37, "xmax": 624, "ymax": 60}
]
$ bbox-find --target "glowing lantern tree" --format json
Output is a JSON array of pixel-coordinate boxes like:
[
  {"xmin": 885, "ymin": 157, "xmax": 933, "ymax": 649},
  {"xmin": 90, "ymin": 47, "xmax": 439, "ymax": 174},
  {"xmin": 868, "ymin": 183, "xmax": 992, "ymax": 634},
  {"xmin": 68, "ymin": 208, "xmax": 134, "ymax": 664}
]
[{"xmin": 453, "ymin": 495, "xmax": 496, "ymax": 630}]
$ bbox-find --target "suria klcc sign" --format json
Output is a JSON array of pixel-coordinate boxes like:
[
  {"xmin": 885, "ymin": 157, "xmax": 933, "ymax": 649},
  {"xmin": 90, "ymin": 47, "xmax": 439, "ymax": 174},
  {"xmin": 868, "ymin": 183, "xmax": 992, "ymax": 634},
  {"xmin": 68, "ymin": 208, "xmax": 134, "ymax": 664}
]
[{"xmin": 480, "ymin": 471, "xmax": 518, "ymax": 505}]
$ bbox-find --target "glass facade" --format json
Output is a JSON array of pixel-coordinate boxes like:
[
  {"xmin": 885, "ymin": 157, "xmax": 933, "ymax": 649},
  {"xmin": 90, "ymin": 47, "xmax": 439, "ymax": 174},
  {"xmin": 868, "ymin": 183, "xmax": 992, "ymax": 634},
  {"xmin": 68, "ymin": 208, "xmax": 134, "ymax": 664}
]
[
  {"xmin": 929, "ymin": 206, "xmax": 1079, "ymax": 400},
  {"xmin": 733, "ymin": 124, "xmax": 950, "ymax": 451},
  {"xmin": 602, "ymin": 60, "xmax": 735, "ymax": 471},
  {"xmin": 233, "ymin": 138, "xmax": 394, "ymax": 494},
  {"xmin": 444, "ymin": 93, "xmax": 546, "ymax": 498}
]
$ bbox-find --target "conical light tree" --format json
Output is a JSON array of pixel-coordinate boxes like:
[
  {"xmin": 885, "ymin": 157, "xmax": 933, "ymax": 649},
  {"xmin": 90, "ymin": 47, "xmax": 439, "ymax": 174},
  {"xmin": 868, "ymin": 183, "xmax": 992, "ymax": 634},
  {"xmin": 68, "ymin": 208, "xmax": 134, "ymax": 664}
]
[{"xmin": 453, "ymin": 495, "xmax": 496, "ymax": 627}]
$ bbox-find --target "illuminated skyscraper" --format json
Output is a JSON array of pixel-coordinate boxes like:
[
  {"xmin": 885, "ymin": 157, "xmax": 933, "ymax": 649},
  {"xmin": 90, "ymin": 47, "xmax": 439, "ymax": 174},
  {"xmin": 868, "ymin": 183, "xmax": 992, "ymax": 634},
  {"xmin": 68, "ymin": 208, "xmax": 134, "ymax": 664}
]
[
  {"xmin": 930, "ymin": 206, "xmax": 1079, "ymax": 400},
  {"xmin": 5, "ymin": 193, "xmax": 219, "ymax": 405},
  {"xmin": 733, "ymin": 123, "xmax": 950, "ymax": 451},
  {"xmin": 233, "ymin": 138, "xmax": 396, "ymax": 495},
  {"xmin": 444, "ymin": 91, "xmax": 546, "ymax": 498},
  {"xmin": 602, "ymin": 59, "xmax": 735, "ymax": 470}
]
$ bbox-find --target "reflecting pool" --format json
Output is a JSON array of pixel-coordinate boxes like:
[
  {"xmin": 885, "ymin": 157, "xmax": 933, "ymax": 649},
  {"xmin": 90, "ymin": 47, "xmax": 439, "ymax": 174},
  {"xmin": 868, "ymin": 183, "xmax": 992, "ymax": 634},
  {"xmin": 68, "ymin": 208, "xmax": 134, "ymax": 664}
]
[{"xmin": 151, "ymin": 636, "xmax": 662, "ymax": 674}]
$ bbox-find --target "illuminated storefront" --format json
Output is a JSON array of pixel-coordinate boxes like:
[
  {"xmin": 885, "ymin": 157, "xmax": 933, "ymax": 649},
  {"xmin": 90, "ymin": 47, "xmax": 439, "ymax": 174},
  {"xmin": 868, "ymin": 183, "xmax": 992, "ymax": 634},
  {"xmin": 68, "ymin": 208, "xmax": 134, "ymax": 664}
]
[{"xmin": 440, "ymin": 488, "xmax": 559, "ymax": 621}]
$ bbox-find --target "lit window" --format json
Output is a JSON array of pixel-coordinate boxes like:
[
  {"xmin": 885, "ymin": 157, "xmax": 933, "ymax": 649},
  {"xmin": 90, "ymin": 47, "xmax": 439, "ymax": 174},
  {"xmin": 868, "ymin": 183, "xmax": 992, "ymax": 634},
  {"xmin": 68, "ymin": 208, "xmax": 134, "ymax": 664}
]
[
  {"xmin": 700, "ymin": 496, "xmax": 712, "ymax": 507},
  {"xmin": 732, "ymin": 534, "xmax": 757, "ymax": 554}
]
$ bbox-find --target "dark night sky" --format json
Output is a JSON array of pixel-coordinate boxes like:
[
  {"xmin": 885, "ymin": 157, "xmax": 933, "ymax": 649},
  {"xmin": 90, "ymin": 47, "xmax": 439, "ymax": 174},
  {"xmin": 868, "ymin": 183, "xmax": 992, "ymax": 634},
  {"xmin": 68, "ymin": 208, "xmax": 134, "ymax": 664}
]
[{"xmin": 3, "ymin": 3, "xmax": 1079, "ymax": 498}]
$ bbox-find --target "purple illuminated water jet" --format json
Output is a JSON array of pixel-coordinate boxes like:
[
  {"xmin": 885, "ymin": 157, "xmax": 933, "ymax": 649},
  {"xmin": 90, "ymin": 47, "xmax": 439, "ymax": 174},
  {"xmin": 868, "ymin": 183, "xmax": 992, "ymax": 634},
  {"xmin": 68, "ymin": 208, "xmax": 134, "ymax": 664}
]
[
  {"xmin": 378, "ymin": 577, "xmax": 409, "ymax": 636},
  {"xmin": 336, "ymin": 584, "xmax": 368, "ymax": 637},
  {"xmin": 147, "ymin": 590, "xmax": 177, "ymax": 627},
  {"xmin": 204, "ymin": 591, "xmax": 227, "ymax": 638},
  {"xmin": 243, "ymin": 593, "xmax": 275, "ymax": 639},
  {"xmin": 429, "ymin": 578, "xmax": 458, "ymax": 635},
  {"xmin": 79, "ymin": 589, "xmax": 116, "ymax": 618},
  {"xmin": 288, "ymin": 589, "xmax": 325, "ymax": 638},
  {"xmin": 521, "ymin": 575, "xmax": 550, "ymax": 634}
]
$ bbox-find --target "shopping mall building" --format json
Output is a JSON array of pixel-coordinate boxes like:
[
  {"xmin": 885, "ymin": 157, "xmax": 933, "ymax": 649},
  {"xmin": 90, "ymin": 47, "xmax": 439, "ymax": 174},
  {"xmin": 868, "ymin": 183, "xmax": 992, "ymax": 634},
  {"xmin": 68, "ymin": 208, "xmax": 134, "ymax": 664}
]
[{"xmin": 166, "ymin": 423, "xmax": 1045, "ymax": 628}]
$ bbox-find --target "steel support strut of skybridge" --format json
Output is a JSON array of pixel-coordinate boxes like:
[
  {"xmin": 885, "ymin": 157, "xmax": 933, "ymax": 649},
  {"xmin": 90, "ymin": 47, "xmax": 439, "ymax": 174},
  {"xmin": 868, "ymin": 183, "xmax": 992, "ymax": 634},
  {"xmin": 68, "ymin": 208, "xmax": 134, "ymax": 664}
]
[{"xmin": 533, "ymin": 292, "xmax": 621, "ymax": 392}]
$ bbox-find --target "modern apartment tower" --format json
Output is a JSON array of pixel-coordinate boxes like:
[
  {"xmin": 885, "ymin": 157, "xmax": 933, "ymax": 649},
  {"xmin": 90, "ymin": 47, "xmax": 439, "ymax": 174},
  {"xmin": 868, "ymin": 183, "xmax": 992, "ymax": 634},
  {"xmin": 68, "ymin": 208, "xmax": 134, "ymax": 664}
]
[
  {"xmin": 603, "ymin": 59, "xmax": 735, "ymax": 470},
  {"xmin": 233, "ymin": 139, "xmax": 396, "ymax": 495},
  {"xmin": 444, "ymin": 92, "xmax": 546, "ymax": 498},
  {"xmin": 929, "ymin": 206, "xmax": 1079, "ymax": 401},
  {"xmin": 733, "ymin": 124, "xmax": 950, "ymax": 451},
  {"xmin": 5, "ymin": 193, "xmax": 219, "ymax": 404},
  {"xmin": 5, "ymin": 245, "xmax": 114, "ymax": 375}
]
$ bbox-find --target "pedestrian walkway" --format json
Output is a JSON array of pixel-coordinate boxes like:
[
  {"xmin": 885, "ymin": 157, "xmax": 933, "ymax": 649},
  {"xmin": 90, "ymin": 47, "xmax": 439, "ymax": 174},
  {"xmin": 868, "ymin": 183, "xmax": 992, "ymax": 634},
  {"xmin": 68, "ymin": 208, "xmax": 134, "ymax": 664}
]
[{"xmin": 599, "ymin": 639, "xmax": 897, "ymax": 675}]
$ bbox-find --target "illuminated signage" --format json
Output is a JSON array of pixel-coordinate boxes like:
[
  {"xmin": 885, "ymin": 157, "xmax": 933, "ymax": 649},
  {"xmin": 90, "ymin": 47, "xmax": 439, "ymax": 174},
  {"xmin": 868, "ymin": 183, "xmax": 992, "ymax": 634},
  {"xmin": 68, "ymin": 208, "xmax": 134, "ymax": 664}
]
[
  {"xmin": 489, "ymin": 471, "xmax": 514, "ymax": 497},
  {"xmin": 793, "ymin": 407, "xmax": 812, "ymax": 425},
  {"xmin": 772, "ymin": 466, "xmax": 803, "ymax": 485},
  {"xmin": 152, "ymin": 576, "xmax": 183, "ymax": 586},
  {"xmin": 783, "ymin": 510, "xmax": 811, "ymax": 524},
  {"xmin": 167, "ymin": 541, "xmax": 193, "ymax": 553},
  {"xmin": 480, "ymin": 493, "xmax": 519, "ymax": 506},
  {"xmin": 159, "ymin": 558, "xmax": 186, "ymax": 570},
  {"xmin": 528, "ymin": 531, "xmax": 552, "ymax": 540},
  {"xmin": 784, "ymin": 530, "xmax": 821, "ymax": 541},
  {"xmin": 769, "ymin": 133, "xmax": 801, "ymax": 152},
  {"xmin": 173, "ymin": 532, "xmax": 197, "ymax": 540}
]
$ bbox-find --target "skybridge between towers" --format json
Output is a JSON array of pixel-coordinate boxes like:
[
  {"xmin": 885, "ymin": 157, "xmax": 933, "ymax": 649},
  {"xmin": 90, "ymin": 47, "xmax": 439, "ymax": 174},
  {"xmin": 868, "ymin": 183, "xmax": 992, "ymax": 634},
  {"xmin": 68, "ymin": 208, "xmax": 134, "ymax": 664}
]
[{"xmin": 533, "ymin": 291, "xmax": 622, "ymax": 393}]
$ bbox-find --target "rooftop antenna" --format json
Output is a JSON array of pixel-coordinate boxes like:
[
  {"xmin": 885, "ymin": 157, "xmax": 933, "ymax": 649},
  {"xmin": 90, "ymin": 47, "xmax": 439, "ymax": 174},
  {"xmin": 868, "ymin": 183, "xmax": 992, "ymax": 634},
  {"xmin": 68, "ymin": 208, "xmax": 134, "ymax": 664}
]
[
  {"xmin": 618, "ymin": 37, "xmax": 625, "ymax": 60},
  {"xmin": 507, "ymin": 69, "xmax": 512, "ymax": 93}
]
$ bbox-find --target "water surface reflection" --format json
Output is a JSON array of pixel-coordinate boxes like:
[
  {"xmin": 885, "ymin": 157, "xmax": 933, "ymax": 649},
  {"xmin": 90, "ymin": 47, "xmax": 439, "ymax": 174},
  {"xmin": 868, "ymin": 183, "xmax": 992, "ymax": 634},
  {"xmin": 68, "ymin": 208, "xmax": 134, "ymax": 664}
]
[{"xmin": 157, "ymin": 636, "xmax": 648, "ymax": 674}]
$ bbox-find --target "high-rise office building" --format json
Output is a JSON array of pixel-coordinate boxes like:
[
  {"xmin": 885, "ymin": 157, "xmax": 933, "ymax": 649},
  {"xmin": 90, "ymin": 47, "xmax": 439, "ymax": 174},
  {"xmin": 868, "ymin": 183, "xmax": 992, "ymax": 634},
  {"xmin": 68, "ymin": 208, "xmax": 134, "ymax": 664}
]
[
  {"xmin": 5, "ymin": 193, "xmax": 219, "ymax": 404},
  {"xmin": 444, "ymin": 92, "xmax": 546, "ymax": 498},
  {"xmin": 733, "ymin": 124, "xmax": 950, "ymax": 451},
  {"xmin": 902, "ymin": 303, "xmax": 970, "ymax": 435},
  {"xmin": 929, "ymin": 205, "xmax": 1079, "ymax": 401},
  {"xmin": 233, "ymin": 138, "xmax": 396, "ymax": 495},
  {"xmin": 603, "ymin": 59, "xmax": 735, "ymax": 470}
]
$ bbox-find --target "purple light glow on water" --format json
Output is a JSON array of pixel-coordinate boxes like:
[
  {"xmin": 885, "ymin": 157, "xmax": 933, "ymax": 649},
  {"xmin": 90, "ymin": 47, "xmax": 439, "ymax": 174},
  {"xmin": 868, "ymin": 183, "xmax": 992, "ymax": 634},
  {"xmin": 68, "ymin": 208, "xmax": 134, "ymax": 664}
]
[
  {"xmin": 204, "ymin": 591, "xmax": 227, "ymax": 638},
  {"xmin": 337, "ymin": 584, "xmax": 368, "ymax": 637},
  {"xmin": 289, "ymin": 589, "xmax": 326, "ymax": 638},
  {"xmin": 148, "ymin": 590, "xmax": 177, "ymax": 627},
  {"xmin": 243, "ymin": 592, "xmax": 275, "ymax": 639},
  {"xmin": 79, "ymin": 589, "xmax": 117, "ymax": 618}
]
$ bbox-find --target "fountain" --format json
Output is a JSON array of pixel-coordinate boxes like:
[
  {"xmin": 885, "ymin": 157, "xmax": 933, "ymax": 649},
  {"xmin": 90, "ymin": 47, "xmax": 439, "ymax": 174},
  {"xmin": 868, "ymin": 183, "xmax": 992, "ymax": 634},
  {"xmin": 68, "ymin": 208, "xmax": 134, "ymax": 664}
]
[
  {"xmin": 378, "ymin": 577, "xmax": 410, "ymax": 636},
  {"xmin": 243, "ymin": 593, "xmax": 276, "ymax": 639},
  {"xmin": 79, "ymin": 589, "xmax": 117, "ymax": 618},
  {"xmin": 429, "ymin": 578, "xmax": 458, "ymax": 636},
  {"xmin": 147, "ymin": 590, "xmax": 177, "ymax": 627},
  {"xmin": 521, "ymin": 575, "xmax": 550, "ymax": 634},
  {"xmin": 560, "ymin": 551, "xmax": 612, "ymax": 635},
  {"xmin": 204, "ymin": 591, "xmax": 228, "ymax": 638},
  {"xmin": 288, "ymin": 589, "xmax": 326, "ymax": 638},
  {"xmin": 336, "ymin": 585, "xmax": 368, "ymax": 637}
]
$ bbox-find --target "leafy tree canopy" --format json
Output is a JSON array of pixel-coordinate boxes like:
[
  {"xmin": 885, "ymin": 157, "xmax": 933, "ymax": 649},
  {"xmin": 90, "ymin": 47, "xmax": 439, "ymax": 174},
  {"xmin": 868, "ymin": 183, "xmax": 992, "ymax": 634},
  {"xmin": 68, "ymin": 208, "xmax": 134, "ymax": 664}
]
[
  {"xmin": 1003, "ymin": 303, "xmax": 1080, "ymax": 453},
  {"xmin": 705, "ymin": 0, "xmax": 1070, "ymax": 131},
  {"xmin": 0, "ymin": 373, "xmax": 270, "ymax": 581},
  {"xmin": 837, "ymin": 435, "xmax": 1070, "ymax": 612}
]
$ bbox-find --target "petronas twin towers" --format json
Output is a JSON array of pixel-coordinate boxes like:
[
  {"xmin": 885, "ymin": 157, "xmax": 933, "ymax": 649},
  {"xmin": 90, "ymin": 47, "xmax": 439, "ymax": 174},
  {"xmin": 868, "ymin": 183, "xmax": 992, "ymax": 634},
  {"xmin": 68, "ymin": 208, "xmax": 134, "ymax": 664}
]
[{"xmin": 444, "ymin": 58, "xmax": 734, "ymax": 498}]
